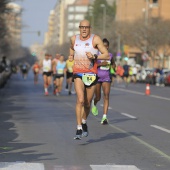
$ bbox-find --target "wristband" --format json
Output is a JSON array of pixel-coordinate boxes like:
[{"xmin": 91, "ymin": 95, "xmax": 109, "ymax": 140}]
[{"xmin": 94, "ymin": 54, "xmax": 98, "ymax": 60}]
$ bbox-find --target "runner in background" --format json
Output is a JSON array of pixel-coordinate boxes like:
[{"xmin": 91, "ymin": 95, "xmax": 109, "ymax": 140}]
[
  {"xmin": 52, "ymin": 53, "xmax": 60, "ymax": 95},
  {"xmin": 53, "ymin": 54, "xmax": 66, "ymax": 96},
  {"xmin": 40, "ymin": 53, "xmax": 52, "ymax": 96},
  {"xmin": 91, "ymin": 38, "xmax": 116, "ymax": 124},
  {"xmin": 32, "ymin": 61, "xmax": 40, "ymax": 85},
  {"xmin": 66, "ymin": 55, "xmax": 74, "ymax": 95}
]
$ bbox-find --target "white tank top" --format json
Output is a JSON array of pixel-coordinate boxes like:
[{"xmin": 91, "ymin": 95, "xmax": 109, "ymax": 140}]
[
  {"xmin": 43, "ymin": 59, "xmax": 51, "ymax": 72},
  {"xmin": 73, "ymin": 34, "xmax": 99, "ymax": 74}
]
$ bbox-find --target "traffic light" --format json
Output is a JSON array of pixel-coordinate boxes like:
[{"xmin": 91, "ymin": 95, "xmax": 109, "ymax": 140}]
[{"xmin": 37, "ymin": 31, "xmax": 41, "ymax": 36}]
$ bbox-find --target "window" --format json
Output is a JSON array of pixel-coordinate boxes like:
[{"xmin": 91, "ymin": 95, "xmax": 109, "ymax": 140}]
[
  {"xmin": 75, "ymin": 14, "xmax": 84, "ymax": 20},
  {"xmin": 68, "ymin": 15, "xmax": 74, "ymax": 20},
  {"xmin": 68, "ymin": 6, "xmax": 74, "ymax": 12},
  {"xmin": 68, "ymin": 31, "xmax": 74, "ymax": 37},
  {"xmin": 68, "ymin": 23, "xmax": 74, "ymax": 29},
  {"xmin": 75, "ymin": 6, "xmax": 88, "ymax": 12},
  {"xmin": 74, "ymin": 22, "xmax": 79, "ymax": 28},
  {"xmin": 152, "ymin": 0, "xmax": 158, "ymax": 7},
  {"xmin": 153, "ymin": 0, "xmax": 158, "ymax": 3}
]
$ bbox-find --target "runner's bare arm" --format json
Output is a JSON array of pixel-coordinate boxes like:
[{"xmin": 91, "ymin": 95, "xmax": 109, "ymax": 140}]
[
  {"xmin": 53, "ymin": 62, "xmax": 56, "ymax": 74},
  {"xmin": 86, "ymin": 35, "xmax": 109, "ymax": 60},
  {"xmin": 94, "ymin": 35, "xmax": 109, "ymax": 60},
  {"xmin": 111, "ymin": 57, "xmax": 116, "ymax": 69},
  {"xmin": 69, "ymin": 36, "xmax": 75, "ymax": 56}
]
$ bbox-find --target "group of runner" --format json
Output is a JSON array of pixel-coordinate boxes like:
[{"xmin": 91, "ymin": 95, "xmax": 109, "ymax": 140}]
[{"xmin": 32, "ymin": 53, "xmax": 74, "ymax": 96}]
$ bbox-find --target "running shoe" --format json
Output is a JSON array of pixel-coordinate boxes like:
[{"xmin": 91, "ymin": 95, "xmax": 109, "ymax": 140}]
[
  {"xmin": 101, "ymin": 118, "xmax": 108, "ymax": 125},
  {"xmin": 74, "ymin": 129, "xmax": 82, "ymax": 140},
  {"xmin": 82, "ymin": 123, "xmax": 88, "ymax": 137},
  {"xmin": 91, "ymin": 105, "xmax": 98, "ymax": 116}
]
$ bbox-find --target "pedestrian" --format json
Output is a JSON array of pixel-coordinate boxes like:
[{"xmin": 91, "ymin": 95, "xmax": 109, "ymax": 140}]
[
  {"xmin": 40, "ymin": 53, "xmax": 52, "ymax": 96},
  {"xmin": 66, "ymin": 55, "xmax": 74, "ymax": 95},
  {"xmin": 53, "ymin": 54, "xmax": 66, "ymax": 96},
  {"xmin": 91, "ymin": 38, "xmax": 116, "ymax": 124},
  {"xmin": 70, "ymin": 19, "xmax": 109, "ymax": 140}
]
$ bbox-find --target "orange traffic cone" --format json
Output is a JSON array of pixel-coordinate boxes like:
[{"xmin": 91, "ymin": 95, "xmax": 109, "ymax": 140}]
[{"xmin": 145, "ymin": 84, "xmax": 150, "ymax": 95}]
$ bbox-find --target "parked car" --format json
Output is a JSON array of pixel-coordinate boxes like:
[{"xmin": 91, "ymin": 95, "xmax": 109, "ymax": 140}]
[
  {"xmin": 145, "ymin": 68, "xmax": 157, "ymax": 84},
  {"xmin": 163, "ymin": 71, "xmax": 170, "ymax": 86},
  {"xmin": 137, "ymin": 68, "xmax": 154, "ymax": 83}
]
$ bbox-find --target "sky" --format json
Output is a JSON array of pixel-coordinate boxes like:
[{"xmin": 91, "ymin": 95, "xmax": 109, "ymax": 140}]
[{"xmin": 17, "ymin": 0, "xmax": 57, "ymax": 47}]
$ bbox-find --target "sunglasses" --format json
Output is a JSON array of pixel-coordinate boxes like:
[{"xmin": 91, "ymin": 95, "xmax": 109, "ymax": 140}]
[{"xmin": 79, "ymin": 26, "xmax": 91, "ymax": 29}]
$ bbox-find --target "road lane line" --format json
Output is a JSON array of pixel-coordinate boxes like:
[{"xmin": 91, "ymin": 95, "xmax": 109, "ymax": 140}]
[
  {"xmin": 100, "ymin": 104, "xmax": 112, "ymax": 110},
  {"xmin": 151, "ymin": 125, "xmax": 170, "ymax": 134},
  {"xmin": 65, "ymin": 102, "xmax": 170, "ymax": 162},
  {"xmin": 113, "ymin": 87, "xmax": 170, "ymax": 101},
  {"xmin": 90, "ymin": 165, "xmax": 140, "ymax": 170},
  {"xmin": 0, "ymin": 162, "xmax": 44, "ymax": 170},
  {"xmin": 121, "ymin": 113, "xmax": 137, "ymax": 119},
  {"xmin": 94, "ymin": 117, "xmax": 170, "ymax": 162}
]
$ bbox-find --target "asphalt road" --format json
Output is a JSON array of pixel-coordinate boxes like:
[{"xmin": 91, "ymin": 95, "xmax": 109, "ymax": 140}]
[{"xmin": 0, "ymin": 71, "xmax": 170, "ymax": 170}]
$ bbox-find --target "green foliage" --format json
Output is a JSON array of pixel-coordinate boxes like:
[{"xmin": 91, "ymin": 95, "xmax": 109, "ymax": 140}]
[{"xmin": 85, "ymin": 0, "xmax": 116, "ymax": 32}]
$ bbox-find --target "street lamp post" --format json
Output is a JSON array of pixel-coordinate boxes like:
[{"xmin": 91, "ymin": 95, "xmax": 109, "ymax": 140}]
[
  {"xmin": 100, "ymin": 4, "xmax": 106, "ymax": 37},
  {"xmin": 89, "ymin": 6, "xmax": 94, "ymax": 30}
]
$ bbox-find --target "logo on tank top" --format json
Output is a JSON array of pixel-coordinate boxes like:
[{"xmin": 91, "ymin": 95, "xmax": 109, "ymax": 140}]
[
  {"xmin": 85, "ymin": 43, "xmax": 90, "ymax": 48},
  {"xmin": 76, "ymin": 44, "xmax": 81, "ymax": 46}
]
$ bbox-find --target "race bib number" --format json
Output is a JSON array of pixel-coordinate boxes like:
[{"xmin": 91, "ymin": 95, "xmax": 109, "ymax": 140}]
[
  {"xmin": 58, "ymin": 69, "xmax": 64, "ymax": 74},
  {"xmin": 100, "ymin": 61, "xmax": 111, "ymax": 70},
  {"xmin": 44, "ymin": 66, "xmax": 50, "ymax": 72},
  {"xmin": 68, "ymin": 67, "xmax": 73, "ymax": 73},
  {"xmin": 35, "ymin": 68, "xmax": 39, "ymax": 73},
  {"xmin": 82, "ymin": 73, "xmax": 96, "ymax": 86}
]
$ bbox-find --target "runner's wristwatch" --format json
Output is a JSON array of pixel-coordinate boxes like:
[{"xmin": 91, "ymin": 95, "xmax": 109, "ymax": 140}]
[{"xmin": 93, "ymin": 54, "xmax": 98, "ymax": 60}]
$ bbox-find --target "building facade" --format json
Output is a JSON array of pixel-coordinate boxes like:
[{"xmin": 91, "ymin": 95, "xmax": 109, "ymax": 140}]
[
  {"xmin": 116, "ymin": 0, "xmax": 170, "ymax": 22},
  {"xmin": 64, "ymin": 0, "xmax": 91, "ymax": 42},
  {"xmin": 115, "ymin": 0, "xmax": 170, "ymax": 68},
  {"xmin": 5, "ymin": 3, "xmax": 22, "ymax": 47}
]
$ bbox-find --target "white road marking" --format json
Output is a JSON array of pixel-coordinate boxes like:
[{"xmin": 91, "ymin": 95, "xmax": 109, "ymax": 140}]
[
  {"xmin": 151, "ymin": 125, "xmax": 170, "ymax": 134},
  {"xmin": 100, "ymin": 104, "xmax": 112, "ymax": 110},
  {"xmin": 0, "ymin": 162, "xmax": 44, "ymax": 170},
  {"xmin": 90, "ymin": 165, "xmax": 140, "ymax": 170},
  {"xmin": 121, "ymin": 113, "xmax": 137, "ymax": 119},
  {"xmin": 113, "ymin": 87, "xmax": 170, "ymax": 101}
]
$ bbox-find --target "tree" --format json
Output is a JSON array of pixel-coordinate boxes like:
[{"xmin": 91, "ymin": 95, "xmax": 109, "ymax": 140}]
[
  {"xmin": 108, "ymin": 18, "xmax": 170, "ymax": 67},
  {"xmin": 85, "ymin": 0, "xmax": 116, "ymax": 34}
]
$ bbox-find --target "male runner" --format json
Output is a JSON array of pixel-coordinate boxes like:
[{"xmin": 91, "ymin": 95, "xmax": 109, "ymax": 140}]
[
  {"xmin": 70, "ymin": 20, "xmax": 109, "ymax": 140},
  {"xmin": 40, "ymin": 53, "xmax": 52, "ymax": 96}
]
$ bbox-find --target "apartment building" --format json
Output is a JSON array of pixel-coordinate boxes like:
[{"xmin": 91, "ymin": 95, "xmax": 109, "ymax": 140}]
[
  {"xmin": 116, "ymin": 0, "xmax": 170, "ymax": 22},
  {"xmin": 115, "ymin": 0, "xmax": 170, "ymax": 68},
  {"xmin": 5, "ymin": 3, "xmax": 22, "ymax": 47},
  {"xmin": 44, "ymin": 10, "xmax": 55, "ymax": 46},
  {"xmin": 64, "ymin": 0, "xmax": 92, "ymax": 42}
]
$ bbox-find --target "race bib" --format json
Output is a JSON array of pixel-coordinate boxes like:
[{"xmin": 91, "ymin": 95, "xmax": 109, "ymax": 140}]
[
  {"xmin": 68, "ymin": 67, "xmax": 73, "ymax": 73},
  {"xmin": 58, "ymin": 69, "xmax": 64, "ymax": 74},
  {"xmin": 44, "ymin": 66, "xmax": 50, "ymax": 72},
  {"xmin": 35, "ymin": 68, "xmax": 39, "ymax": 73},
  {"xmin": 100, "ymin": 61, "xmax": 111, "ymax": 70},
  {"xmin": 82, "ymin": 73, "xmax": 96, "ymax": 86}
]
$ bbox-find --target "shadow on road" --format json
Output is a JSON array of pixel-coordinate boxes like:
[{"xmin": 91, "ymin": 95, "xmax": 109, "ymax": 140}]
[{"xmin": 82, "ymin": 132, "xmax": 142, "ymax": 145}]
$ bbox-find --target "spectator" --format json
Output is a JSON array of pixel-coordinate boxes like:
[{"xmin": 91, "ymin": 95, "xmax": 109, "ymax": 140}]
[{"xmin": 156, "ymin": 65, "xmax": 164, "ymax": 87}]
